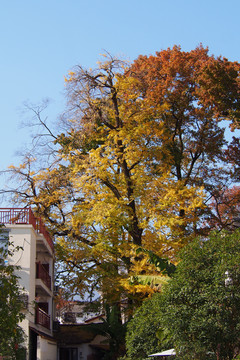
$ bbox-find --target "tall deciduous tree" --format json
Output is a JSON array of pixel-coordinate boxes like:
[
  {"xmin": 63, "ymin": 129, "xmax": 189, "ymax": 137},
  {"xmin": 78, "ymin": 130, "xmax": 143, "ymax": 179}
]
[
  {"xmin": 5, "ymin": 47, "xmax": 240, "ymax": 303},
  {"xmin": 205, "ymin": 185, "xmax": 240, "ymax": 231}
]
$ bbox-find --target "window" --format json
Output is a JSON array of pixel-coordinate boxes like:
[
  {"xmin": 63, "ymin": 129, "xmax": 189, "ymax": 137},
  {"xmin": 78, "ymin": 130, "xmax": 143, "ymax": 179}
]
[{"xmin": 60, "ymin": 348, "xmax": 78, "ymax": 360}]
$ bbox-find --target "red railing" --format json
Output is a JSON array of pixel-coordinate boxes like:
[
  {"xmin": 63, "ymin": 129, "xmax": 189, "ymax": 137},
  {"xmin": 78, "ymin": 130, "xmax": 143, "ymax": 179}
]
[
  {"xmin": 35, "ymin": 307, "xmax": 50, "ymax": 329},
  {"xmin": 36, "ymin": 217, "xmax": 54, "ymax": 251},
  {"xmin": 0, "ymin": 208, "xmax": 54, "ymax": 251},
  {"xmin": 36, "ymin": 262, "xmax": 51, "ymax": 290}
]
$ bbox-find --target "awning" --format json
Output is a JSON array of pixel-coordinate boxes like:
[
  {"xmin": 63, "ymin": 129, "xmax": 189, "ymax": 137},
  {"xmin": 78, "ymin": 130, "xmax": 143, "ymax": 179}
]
[{"xmin": 149, "ymin": 348, "xmax": 176, "ymax": 357}]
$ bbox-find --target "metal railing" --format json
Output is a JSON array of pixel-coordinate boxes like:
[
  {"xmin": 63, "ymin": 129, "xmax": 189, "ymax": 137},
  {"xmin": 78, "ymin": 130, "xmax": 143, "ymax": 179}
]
[
  {"xmin": 35, "ymin": 307, "xmax": 50, "ymax": 329},
  {"xmin": 36, "ymin": 262, "xmax": 51, "ymax": 290},
  {"xmin": 0, "ymin": 208, "xmax": 54, "ymax": 251}
]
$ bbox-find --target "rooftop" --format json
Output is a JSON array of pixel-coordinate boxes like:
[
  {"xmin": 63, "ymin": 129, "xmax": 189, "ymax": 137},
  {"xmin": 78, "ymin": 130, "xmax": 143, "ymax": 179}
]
[{"xmin": 0, "ymin": 207, "xmax": 54, "ymax": 251}]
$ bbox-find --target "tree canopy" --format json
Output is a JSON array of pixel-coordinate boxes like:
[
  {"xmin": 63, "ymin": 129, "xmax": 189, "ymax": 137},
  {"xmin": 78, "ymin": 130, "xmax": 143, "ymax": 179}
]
[
  {"xmin": 125, "ymin": 293, "xmax": 168, "ymax": 360},
  {"xmin": 158, "ymin": 230, "xmax": 240, "ymax": 360},
  {"xmin": 5, "ymin": 46, "xmax": 240, "ymax": 304}
]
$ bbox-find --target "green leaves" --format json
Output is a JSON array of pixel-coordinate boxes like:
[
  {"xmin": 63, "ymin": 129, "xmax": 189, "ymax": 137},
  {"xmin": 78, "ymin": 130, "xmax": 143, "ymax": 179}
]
[
  {"xmin": 126, "ymin": 293, "xmax": 169, "ymax": 360},
  {"xmin": 160, "ymin": 230, "xmax": 240, "ymax": 359},
  {"xmin": 136, "ymin": 247, "xmax": 176, "ymax": 276},
  {"xmin": 86, "ymin": 304, "xmax": 127, "ymax": 359},
  {"xmin": 0, "ymin": 235, "xmax": 26, "ymax": 359},
  {"xmin": 126, "ymin": 230, "xmax": 240, "ymax": 360}
]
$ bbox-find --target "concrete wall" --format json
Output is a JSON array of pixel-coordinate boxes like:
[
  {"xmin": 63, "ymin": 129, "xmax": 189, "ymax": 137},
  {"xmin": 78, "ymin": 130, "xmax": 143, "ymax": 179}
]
[
  {"xmin": 79, "ymin": 343, "xmax": 97, "ymax": 359},
  {"xmin": 37, "ymin": 336, "xmax": 57, "ymax": 360},
  {"xmin": 6, "ymin": 224, "xmax": 57, "ymax": 360},
  {"xmin": 8, "ymin": 225, "xmax": 37, "ymax": 329}
]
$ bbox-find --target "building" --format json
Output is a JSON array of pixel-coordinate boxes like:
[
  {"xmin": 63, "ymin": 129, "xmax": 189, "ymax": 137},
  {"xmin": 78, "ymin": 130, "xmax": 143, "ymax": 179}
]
[
  {"xmin": 56, "ymin": 301, "xmax": 102, "ymax": 324},
  {"xmin": 56, "ymin": 323, "xmax": 108, "ymax": 360},
  {"xmin": 0, "ymin": 207, "xmax": 112, "ymax": 360},
  {"xmin": 55, "ymin": 301, "xmax": 109, "ymax": 359},
  {"xmin": 0, "ymin": 208, "xmax": 57, "ymax": 360}
]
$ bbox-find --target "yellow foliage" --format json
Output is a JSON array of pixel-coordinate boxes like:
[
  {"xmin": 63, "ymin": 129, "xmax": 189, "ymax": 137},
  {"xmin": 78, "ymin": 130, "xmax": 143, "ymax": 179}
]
[{"xmin": 11, "ymin": 51, "xmax": 235, "ymax": 304}]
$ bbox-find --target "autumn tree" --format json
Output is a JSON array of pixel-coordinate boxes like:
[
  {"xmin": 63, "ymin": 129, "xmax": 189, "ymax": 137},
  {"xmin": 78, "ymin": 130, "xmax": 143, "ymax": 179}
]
[
  {"xmin": 4, "ymin": 46, "xmax": 240, "ymax": 305},
  {"xmin": 204, "ymin": 185, "xmax": 240, "ymax": 231}
]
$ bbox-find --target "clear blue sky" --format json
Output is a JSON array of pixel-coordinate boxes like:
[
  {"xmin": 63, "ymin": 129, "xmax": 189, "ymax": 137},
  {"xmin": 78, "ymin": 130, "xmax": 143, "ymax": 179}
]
[{"xmin": 1, "ymin": 0, "xmax": 240, "ymax": 199}]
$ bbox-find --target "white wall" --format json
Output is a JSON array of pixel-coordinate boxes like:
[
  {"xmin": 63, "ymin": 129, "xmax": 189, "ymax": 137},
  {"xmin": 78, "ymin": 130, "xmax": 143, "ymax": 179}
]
[
  {"xmin": 38, "ymin": 337, "xmax": 57, "ymax": 360},
  {"xmin": 8, "ymin": 225, "xmax": 37, "ymax": 325},
  {"xmin": 6, "ymin": 224, "xmax": 57, "ymax": 360},
  {"xmin": 79, "ymin": 343, "xmax": 96, "ymax": 359}
]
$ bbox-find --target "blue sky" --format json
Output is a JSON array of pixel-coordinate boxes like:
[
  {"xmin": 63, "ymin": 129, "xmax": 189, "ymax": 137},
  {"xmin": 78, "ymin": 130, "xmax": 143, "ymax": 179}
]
[{"xmin": 1, "ymin": 0, "xmax": 240, "ymax": 199}]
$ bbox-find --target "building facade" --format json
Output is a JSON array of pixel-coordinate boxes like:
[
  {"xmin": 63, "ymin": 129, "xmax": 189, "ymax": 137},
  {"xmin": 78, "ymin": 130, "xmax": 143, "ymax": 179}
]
[{"xmin": 0, "ymin": 208, "xmax": 57, "ymax": 360}]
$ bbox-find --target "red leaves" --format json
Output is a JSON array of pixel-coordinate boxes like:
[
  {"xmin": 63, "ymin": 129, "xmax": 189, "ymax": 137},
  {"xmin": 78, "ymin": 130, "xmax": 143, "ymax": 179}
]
[{"xmin": 128, "ymin": 45, "xmax": 240, "ymax": 125}]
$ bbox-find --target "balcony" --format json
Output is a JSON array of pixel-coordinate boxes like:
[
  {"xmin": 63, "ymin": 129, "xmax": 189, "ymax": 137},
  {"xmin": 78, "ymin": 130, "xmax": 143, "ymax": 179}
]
[
  {"xmin": 0, "ymin": 208, "xmax": 54, "ymax": 251},
  {"xmin": 36, "ymin": 262, "xmax": 51, "ymax": 290},
  {"xmin": 35, "ymin": 307, "xmax": 50, "ymax": 329}
]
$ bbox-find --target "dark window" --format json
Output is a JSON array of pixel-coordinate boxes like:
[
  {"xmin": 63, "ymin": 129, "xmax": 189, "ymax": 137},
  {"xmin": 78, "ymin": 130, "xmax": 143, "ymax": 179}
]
[{"xmin": 60, "ymin": 348, "xmax": 78, "ymax": 360}]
